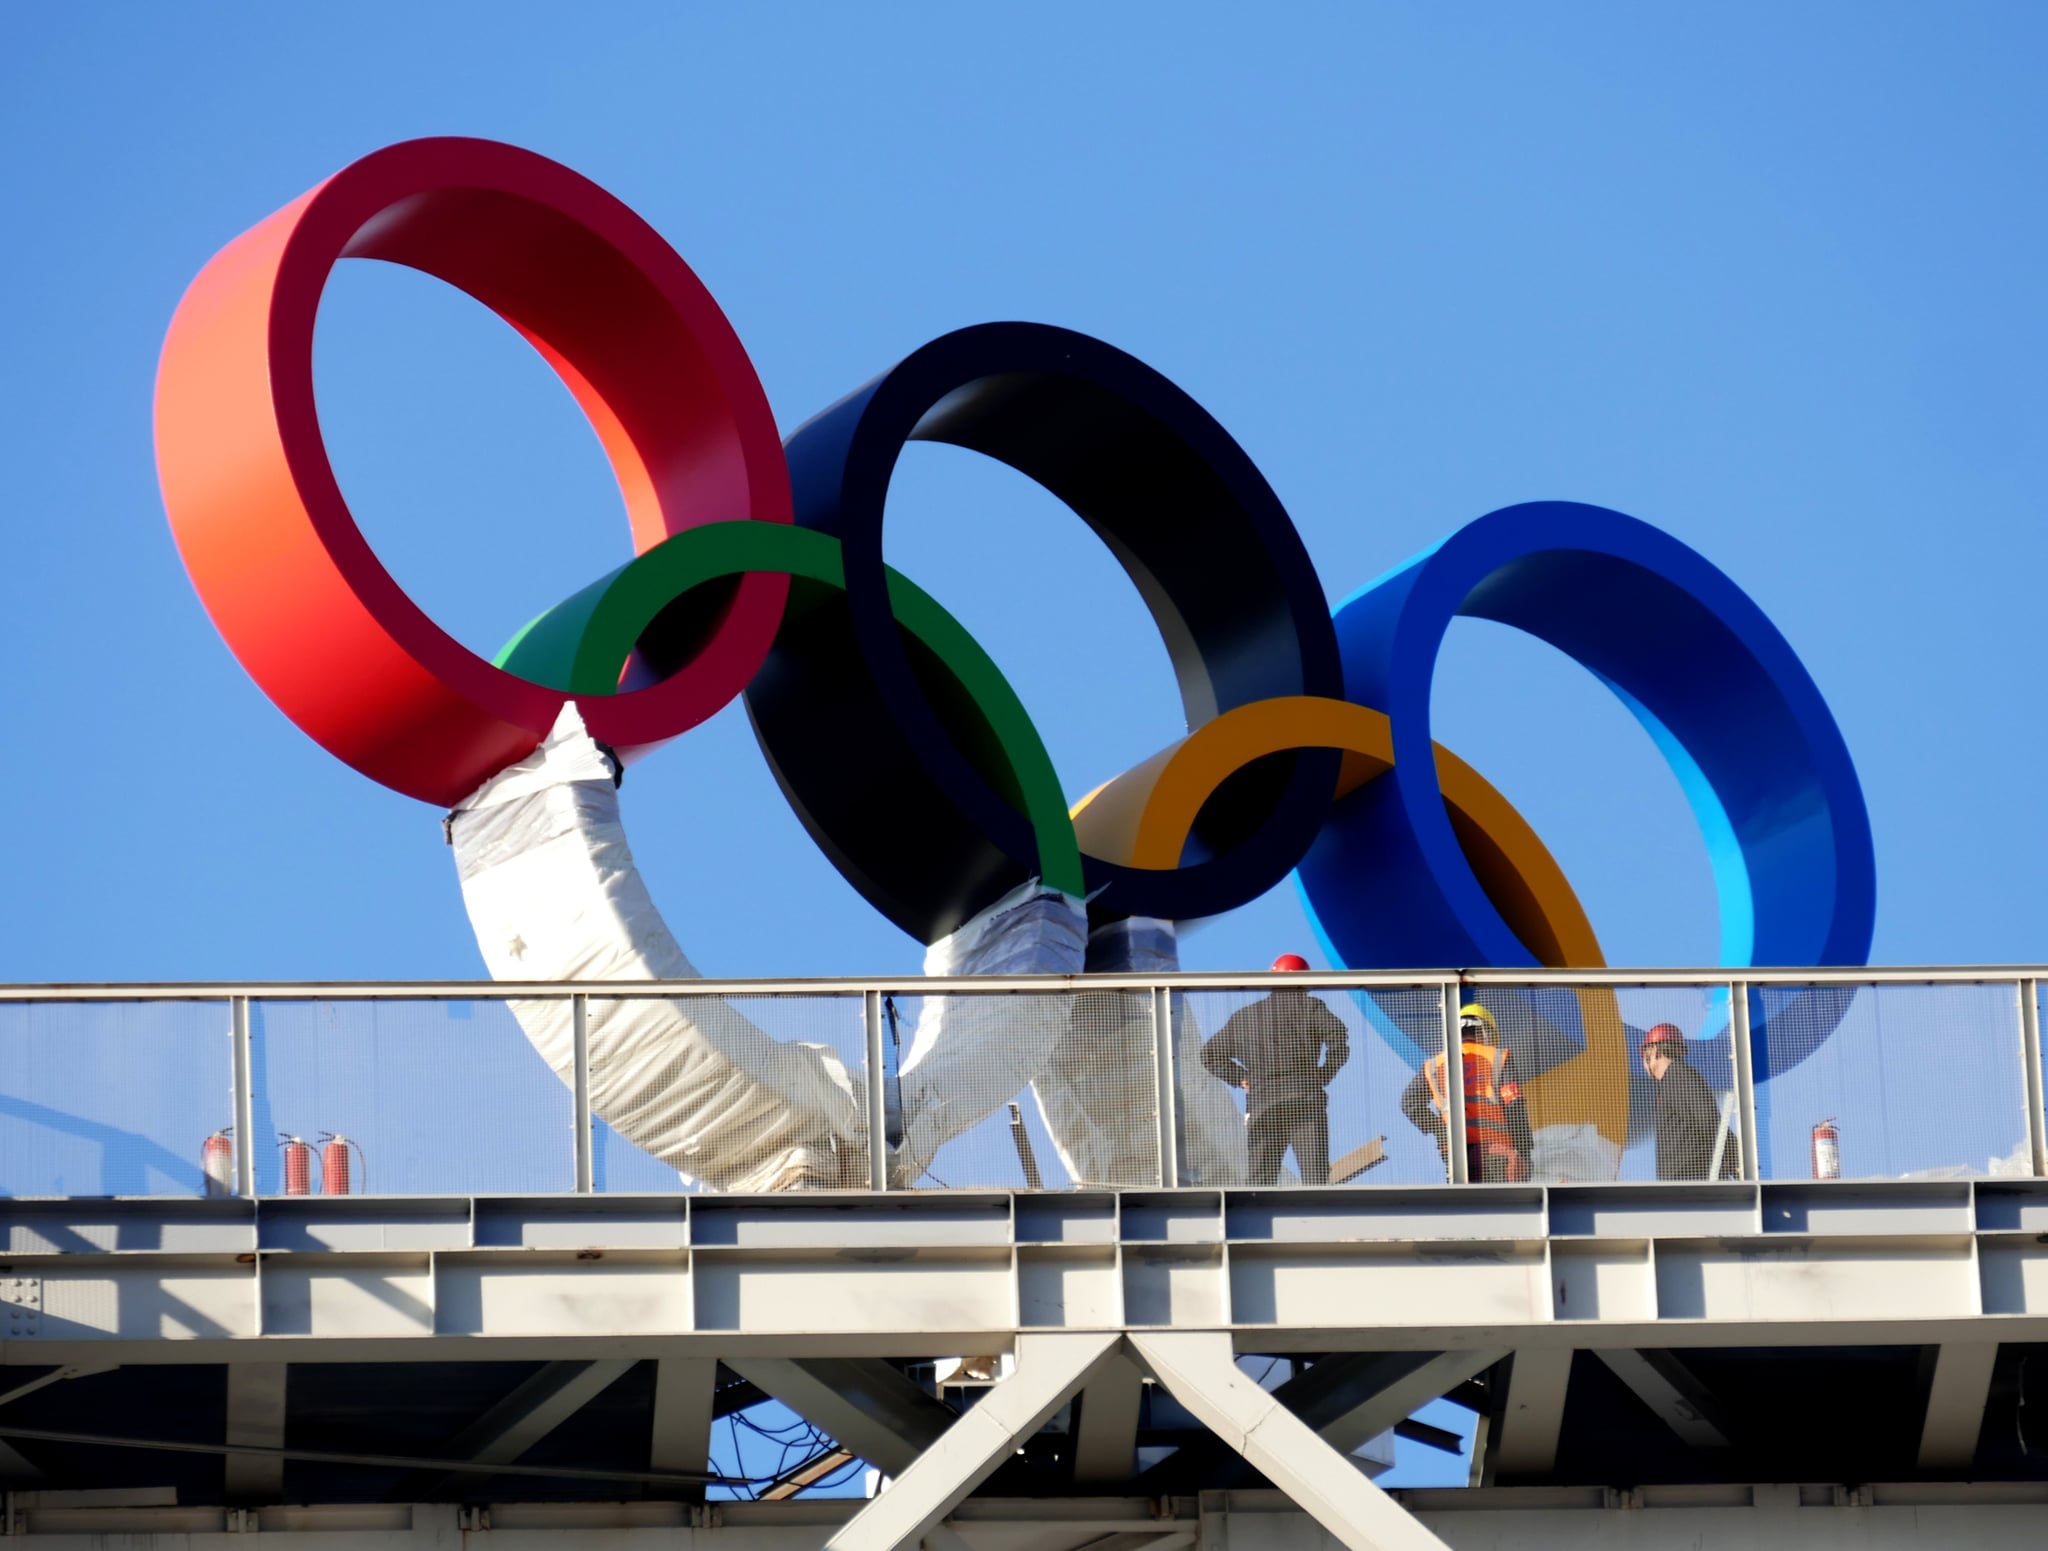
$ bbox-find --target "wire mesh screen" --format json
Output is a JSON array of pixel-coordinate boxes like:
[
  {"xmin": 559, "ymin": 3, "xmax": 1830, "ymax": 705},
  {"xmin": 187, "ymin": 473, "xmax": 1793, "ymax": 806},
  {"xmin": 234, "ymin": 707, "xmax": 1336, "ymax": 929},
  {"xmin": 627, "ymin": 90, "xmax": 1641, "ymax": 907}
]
[
  {"xmin": 1752, "ymin": 981, "xmax": 2028, "ymax": 1181},
  {"xmin": 1171, "ymin": 984, "xmax": 1445, "ymax": 1187},
  {"xmin": 0, "ymin": 999, "xmax": 230, "ymax": 1198},
  {"xmin": 885, "ymin": 989, "xmax": 1159, "ymax": 1190},
  {"xmin": 1468, "ymin": 984, "xmax": 1744, "ymax": 1183},
  {"xmin": 250, "ymin": 998, "xmax": 575, "ymax": 1196},
  {"xmin": 588, "ymin": 993, "xmax": 869, "ymax": 1193}
]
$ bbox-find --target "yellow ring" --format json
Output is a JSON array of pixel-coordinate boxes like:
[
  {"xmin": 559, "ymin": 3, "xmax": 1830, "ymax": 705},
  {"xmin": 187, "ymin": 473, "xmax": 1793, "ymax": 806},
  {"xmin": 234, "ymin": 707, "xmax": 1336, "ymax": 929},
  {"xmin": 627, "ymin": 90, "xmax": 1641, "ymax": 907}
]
[{"xmin": 1071, "ymin": 695, "xmax": 1629, "ymax": 1147}]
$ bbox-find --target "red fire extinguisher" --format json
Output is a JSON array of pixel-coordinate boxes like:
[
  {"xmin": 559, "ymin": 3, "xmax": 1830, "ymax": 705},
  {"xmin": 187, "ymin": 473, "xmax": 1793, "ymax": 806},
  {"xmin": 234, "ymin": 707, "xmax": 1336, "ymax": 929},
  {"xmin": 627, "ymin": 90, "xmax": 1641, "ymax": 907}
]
[
  {"xmin": 202, "ymin": 1128, "xmax": 234, "ymax": 1198},
  {"xmin": 280, "ymin": 1134, "xmax": 314, "ymax": 1196},
  {"xmin": 1812, "ymin": 1119, "xmax": 1841, "ymax": 1180},
  {"xmin": 318, "ymin": 1133, "xmax": 361, "ymax": 1196}
]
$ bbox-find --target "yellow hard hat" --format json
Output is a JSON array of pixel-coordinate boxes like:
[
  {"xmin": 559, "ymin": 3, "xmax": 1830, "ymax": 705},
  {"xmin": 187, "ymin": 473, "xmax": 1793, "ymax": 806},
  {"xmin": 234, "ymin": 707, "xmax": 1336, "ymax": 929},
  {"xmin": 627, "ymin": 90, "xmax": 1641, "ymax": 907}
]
[{"xmin": 1458, "ymin": 1003, "xmax": 1498, "ymax": 1041}]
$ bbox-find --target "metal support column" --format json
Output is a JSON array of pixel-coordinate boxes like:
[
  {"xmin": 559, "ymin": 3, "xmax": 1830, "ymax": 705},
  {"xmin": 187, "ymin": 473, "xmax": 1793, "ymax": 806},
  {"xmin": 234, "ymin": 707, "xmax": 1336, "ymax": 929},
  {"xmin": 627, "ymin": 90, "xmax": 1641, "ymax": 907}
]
[
  {"xmin": 230, "ymin": 996, "xmax": 255, "ymax": 1199},
  {"xmin": 571, "ymin": 995, "xmax": 593, "ymax": 1193},
  {"xmin": 1730, "ymin": 982, "xmax": 1761, "ymax": 1182},
  {"xmin": 2020, "ymin": 979, "xmax": 2046, "ymax": 1177},
  {"xmin": 823, "ymin": 1333, "xmax": 1120, "ymax": 1551},
  {"xmin": 1490, "ymin": 1348, "xmax": 1574, "ymax": 1481},
  {"xmin": 224, "ymin": 1363, "xmax": 288, "ymax": 1501},
  {"xmin": 864, "ymin": 990, "xmax": 890, "ymax": 1190},
  {"xmin": 649, "ymin": 1358, "xmax": 718, "ymax": 1483},
  {"xmin": 1132, "ymin": 1331, "xmax": 1455, "ymax": 1551},
  {"xmin": 1071, "ymin": 1353, "xmax": 1145, "ymax": 1484},
  {"xmin": 1919, "ymin": 1342, "xmax": 1998, "ymax": 1469},
  {"xmin": 1441, "ymin": 984, "xmax": 1468, "ymax": 1184},
  {"xmin": 1152, "ymin": 986, "xmax": 1181, "ymax": 1188}
]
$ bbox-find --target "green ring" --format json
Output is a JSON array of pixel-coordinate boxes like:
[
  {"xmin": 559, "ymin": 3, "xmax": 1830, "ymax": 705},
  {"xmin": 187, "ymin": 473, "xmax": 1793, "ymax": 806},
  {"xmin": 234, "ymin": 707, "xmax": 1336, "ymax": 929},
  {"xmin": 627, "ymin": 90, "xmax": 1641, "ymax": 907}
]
[{"xmin": 496, "ymin": 522, "xmax": 1084, "ymax": 898}]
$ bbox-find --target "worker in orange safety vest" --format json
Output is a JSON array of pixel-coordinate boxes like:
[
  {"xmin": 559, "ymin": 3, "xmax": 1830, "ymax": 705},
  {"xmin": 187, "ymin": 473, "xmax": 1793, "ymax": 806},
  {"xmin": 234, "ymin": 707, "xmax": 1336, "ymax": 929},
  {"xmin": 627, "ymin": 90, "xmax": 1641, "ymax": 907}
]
[{"xmin": 1400, "ymin": 1003, "xmax": 1533, "ymax": 1182}]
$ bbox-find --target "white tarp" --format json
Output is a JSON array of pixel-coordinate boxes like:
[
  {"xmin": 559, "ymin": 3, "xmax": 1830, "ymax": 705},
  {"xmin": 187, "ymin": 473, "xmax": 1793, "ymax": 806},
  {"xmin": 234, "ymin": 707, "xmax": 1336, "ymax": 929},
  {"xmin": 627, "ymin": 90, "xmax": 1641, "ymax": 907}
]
[
  {"xmin": 448, "ymin": 706, "xmax": 865, "ymax": 1192},
  {"xmin": 450, "ymin": 706, "xmax": 1110, "ymax": 1193},
  {"xmin": 895, "ymin": 880, "xmax": 1088, "ymax": 1183},
  {"xmin": 1053, "ymin": 917, "xmax": 1249, "ymax": 1187}
]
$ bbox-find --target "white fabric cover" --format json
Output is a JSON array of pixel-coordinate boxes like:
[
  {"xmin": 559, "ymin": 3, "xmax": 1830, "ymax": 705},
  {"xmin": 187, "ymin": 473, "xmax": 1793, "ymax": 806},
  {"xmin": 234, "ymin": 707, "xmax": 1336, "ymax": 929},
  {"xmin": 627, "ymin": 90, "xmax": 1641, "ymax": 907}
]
[
  {"xmin": 1527, "ymin": 1122, "xmax": 1623, "ymax": 1185},
  {"xmin": 449, "ymin": 706, "xmax": 865, "ymax": 1192},
  {"xmin": 1066, "ymin": 918, "xmax": 1248, "ymax": 1187},
  {"xmin": 895, "ymin": 880, "xmax": 1088, "ymax": 1182}
]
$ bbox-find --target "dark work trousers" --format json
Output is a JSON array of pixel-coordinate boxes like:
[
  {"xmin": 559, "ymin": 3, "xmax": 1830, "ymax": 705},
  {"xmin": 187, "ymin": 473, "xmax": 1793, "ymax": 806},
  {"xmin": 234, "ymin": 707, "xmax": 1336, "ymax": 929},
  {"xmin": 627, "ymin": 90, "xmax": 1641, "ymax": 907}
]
[
  {"xmin": 1469, "ymin": 1143, "xmax": 1518, "ymax": 1183},
  {"xmin": 1247, "ymin": 1096, "xmax": 1330, "ymax": 1186}
]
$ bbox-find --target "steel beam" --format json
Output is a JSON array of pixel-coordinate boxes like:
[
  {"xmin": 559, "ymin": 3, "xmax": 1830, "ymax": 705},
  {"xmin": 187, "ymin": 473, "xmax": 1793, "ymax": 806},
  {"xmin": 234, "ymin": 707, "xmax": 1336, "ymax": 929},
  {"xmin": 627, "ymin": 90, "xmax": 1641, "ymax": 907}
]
[
  {"xmin": 1280, "ymin": 1350, "xmax": 1506, "ymax": 1456},
  {"xmin": 0, "ymin": 1425, "xmax": 708, "ymax": 1486},
  {"xmin": 1132, "ymin": 1332, "xmax": 1453, "ymax": 1551},
  {"xmin": 0, "ymin": 1182, "xmax": 2039, "ymax": 1359},
  {"xmin": 1918, "ymin": 1342, "xmax": 1997, "ymax": 1470},
  {"xmin": 414, "ymin": 1359, "xmax": 635, "ymax": 1496},
  {"xmin": 824, "ymin": 1332, "xmax": 1119, "ymax": 1551},
  {"xmin": 650, "ymin": 1357, "xmax": 718, "ymax": 1480},
  {"xmin": 727, "ymin": 1357, "xmax": 957, "ymax": 1479},
  {"xmin": 1593, "ymin": 1350, "xmax": 1729, "ymax": 1448},
  {"xmin": 1071, "ymin": 1353, "xmax": 1145, "ymax": 1483},
  {"xmin": 0, "ymin": 1441, "xmax": 42, "ymax": 1484},
  {"xmin": 1489, "ymin": 1348, "xmax": 1573, "ymax": 1480},
  {"xmin": 0, "ymin": 1362, "xmax": 116, "ymax": 1411},
  {"xmin": 223, "ymin": 1362, "xmax": 287, "ymax": 1501}
]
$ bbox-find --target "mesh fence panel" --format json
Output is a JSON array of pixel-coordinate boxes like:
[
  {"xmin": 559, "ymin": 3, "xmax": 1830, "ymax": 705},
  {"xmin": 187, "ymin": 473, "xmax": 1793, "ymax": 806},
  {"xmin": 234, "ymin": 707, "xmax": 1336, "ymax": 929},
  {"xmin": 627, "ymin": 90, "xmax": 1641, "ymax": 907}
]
[
  {"xmin": 890, "ymin": 989, "xmax": 1158, "ymax": 1191},
  {"xmin": 1173, "ymin": 984, "xmax": 1446, "ymax": 1187},
  {"xmin": 251, "ymin": 998, "xmax": 575, "ymax": 1196},
  {"xmin": 0, "ymin": 999, "xmax": 230, "ymax": 1198},
  {"xmin": 1753, "ymin": 981, "xmax": 2028, "ymax": 1181},
  {"xmin": 589, "ymin": 993, "xmax": 869, "ymax": 1193},
  {"xmin": 1470, "ymin": 984, "xmax": 1743, "ymax": 1183}
]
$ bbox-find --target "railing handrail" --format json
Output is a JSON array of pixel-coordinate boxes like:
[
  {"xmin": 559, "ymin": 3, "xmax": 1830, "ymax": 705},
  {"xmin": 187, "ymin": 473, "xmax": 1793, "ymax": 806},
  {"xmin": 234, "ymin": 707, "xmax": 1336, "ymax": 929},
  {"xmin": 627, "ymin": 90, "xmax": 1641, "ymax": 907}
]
[
  {"xmin": 3, "ymin": 971, "xmax": 2040, "ymax": 1198},
  {"xmin": 0, "ymin": 964, "xmax": 2038, "ymax": 1000}
]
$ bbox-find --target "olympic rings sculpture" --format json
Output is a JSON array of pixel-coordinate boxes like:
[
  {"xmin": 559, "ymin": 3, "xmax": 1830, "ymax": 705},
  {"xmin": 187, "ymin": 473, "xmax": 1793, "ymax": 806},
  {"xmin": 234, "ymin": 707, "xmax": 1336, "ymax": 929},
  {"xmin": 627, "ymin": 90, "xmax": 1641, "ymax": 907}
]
[{"xmin": 154, "ymin": 139, "xmax": 1876, "ymax": 1040}]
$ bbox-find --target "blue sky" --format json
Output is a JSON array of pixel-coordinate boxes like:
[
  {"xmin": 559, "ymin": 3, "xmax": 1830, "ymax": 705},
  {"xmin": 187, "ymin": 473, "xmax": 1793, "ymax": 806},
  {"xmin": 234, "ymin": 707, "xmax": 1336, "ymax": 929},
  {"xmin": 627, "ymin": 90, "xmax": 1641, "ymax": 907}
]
[
  {"xmin": 4, "ymin": 5, "xmax": 2044, "ymax": 983},
  {"xmin": 2, "ymin": 0, "xmax": 2045, "ymax": 1490}
]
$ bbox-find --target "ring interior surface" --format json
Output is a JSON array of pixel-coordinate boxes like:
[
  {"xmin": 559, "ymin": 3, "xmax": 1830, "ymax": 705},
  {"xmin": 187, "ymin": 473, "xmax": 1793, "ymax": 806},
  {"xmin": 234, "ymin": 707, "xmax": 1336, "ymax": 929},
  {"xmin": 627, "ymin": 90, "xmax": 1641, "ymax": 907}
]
[
  {"xmin": 156, "ymin": 136, "xmax": 789, "ymax": 806},
  {"xmin": 1311, "ymin": 501, "xmax": 1874, "ymax": 994},
  {"xmin": 755, "ymin": 322, "xmax": 1342, "ymax": 941}
]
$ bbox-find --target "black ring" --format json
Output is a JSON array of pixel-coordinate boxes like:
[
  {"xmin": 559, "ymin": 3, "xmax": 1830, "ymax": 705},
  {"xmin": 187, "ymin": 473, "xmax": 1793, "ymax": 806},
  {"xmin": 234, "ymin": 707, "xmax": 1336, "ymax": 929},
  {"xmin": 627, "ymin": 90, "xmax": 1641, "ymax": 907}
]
[{"xmin": 748, "ymin": 322, "xmax": 1341, "ymax": 942}]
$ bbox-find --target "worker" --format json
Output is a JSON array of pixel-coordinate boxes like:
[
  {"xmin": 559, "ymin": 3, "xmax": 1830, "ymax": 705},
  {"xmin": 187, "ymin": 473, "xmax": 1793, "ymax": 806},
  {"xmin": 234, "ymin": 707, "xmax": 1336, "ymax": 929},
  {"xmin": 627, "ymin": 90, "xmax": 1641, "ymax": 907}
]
[
  {"xmin": 1641, "ymin": 1023, "xmax": 1733, "ymax": 1180},
  {"xmin": 1201, "ymin": 954, "xmax": 1350, "ymax": 1186},
  {"xmin": 1400, "ymin": 1003, "xmax": 1532, "ymax": 1182}
]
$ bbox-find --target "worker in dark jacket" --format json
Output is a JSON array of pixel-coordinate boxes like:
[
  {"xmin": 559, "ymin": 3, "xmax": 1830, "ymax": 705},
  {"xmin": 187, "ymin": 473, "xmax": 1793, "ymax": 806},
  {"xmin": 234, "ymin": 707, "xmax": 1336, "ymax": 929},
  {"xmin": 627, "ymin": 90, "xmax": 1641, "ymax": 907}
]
[
  {"xmin": 1642, "ymin": 1023, "xmax": 1733, "ymax": 1180},
  {"xmin": 1401, "ymin": 1003, "xmax": 1533, "ymax": 1181},
  {"xmin": 1202, "ymin": 955, "xmax": 1349, "ymax": 1186}
]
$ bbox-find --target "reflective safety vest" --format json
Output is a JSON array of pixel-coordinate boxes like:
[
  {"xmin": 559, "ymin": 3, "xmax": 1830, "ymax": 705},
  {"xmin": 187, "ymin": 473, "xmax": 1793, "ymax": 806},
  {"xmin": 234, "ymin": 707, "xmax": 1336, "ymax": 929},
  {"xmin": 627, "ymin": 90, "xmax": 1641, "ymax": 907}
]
[{"xmin": 1423, "ymin": 1041, "xmax": 1522, "ymax": 1153}]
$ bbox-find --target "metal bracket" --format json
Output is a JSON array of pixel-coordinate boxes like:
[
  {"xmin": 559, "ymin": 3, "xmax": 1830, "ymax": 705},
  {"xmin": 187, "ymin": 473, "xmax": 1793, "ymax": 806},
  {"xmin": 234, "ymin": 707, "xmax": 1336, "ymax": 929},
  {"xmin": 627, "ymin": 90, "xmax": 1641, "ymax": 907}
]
[{"xmin": 0, "ymin": 1281, "xmax": 40, "ymax": 1342}]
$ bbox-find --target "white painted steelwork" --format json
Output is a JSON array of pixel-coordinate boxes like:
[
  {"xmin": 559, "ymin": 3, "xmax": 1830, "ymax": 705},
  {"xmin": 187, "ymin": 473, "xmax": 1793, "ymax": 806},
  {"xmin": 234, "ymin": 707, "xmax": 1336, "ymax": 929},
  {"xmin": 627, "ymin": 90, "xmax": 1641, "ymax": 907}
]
[
  {"xmin": 0, "ymin": 1179, "xmax": 2039, "ymax": 1357},
  {"xmin": 4, "ymin": 1486, "xmax": 2048, "ymax": 1548}
]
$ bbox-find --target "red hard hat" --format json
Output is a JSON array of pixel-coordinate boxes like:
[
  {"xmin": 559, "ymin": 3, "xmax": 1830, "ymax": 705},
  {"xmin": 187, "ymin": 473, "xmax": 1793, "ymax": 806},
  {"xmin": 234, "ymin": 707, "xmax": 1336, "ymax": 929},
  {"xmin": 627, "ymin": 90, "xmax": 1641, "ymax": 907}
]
[
  {"xmin": 1643, "ymin": 1023, "xmax": 1686, "ymax": 1051},
  {"xmin": 1271, "ymin": 953, "xmax": 1310, "ymax": 972}
]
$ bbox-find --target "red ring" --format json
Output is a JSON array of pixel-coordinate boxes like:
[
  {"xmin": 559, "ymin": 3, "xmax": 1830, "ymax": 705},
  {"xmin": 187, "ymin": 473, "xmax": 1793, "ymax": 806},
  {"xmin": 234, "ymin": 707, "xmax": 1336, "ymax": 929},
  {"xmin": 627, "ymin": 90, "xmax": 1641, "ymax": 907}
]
[{"xmin": 154, "ymin": 137, "xmax": 791, "ymax": 806}]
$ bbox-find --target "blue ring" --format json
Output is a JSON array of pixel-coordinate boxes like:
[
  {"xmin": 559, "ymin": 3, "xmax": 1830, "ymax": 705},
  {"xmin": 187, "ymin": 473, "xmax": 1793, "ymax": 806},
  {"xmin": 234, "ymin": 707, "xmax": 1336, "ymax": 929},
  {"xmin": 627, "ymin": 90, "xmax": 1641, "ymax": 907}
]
[{"xmin": 1300, "ymin": 502, "xmax": 1874, "ymax": 1051}]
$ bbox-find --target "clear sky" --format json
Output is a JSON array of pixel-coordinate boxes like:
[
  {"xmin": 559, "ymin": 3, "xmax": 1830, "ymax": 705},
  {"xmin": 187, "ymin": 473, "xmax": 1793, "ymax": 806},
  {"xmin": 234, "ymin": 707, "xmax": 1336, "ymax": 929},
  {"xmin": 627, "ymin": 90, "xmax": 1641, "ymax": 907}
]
[
  {"xmin": 3, "ymin": 0, "xmax": 2045, "ymax": 1489},
  {"xmin": 4, "ymin": 5, "xmax": 2044, "ymax": 984}
]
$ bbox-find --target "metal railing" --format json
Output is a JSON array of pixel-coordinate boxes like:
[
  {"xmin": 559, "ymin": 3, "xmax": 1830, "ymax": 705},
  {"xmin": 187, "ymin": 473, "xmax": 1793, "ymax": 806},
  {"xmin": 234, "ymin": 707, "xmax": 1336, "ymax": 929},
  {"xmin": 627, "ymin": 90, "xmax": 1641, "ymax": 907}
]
[{"xmin": 0, "ymin": 967, "xmax": 2042, "ymax": 1198}]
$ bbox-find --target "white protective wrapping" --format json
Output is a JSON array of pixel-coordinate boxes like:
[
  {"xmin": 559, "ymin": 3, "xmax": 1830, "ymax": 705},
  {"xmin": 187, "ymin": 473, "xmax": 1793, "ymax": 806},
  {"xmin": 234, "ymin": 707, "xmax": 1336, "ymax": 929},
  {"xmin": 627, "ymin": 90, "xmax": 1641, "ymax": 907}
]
[
  {"xmin": 1056, "ymin": 918, "xmax": 1249, "ymax": 1187},
  {"xmin": 895, "ymin": 881, "xmax": 1089, "ymax": 1183},
  {"xmin": 1528, "ymin": 1123, "xmax": 1623, "ymax": 1184},
  {"xmin": 449, "ymin": 707, "xmax": 865, "ymax": 1192}
]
